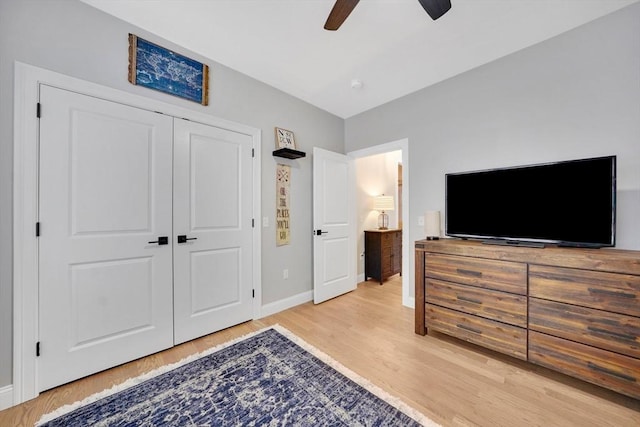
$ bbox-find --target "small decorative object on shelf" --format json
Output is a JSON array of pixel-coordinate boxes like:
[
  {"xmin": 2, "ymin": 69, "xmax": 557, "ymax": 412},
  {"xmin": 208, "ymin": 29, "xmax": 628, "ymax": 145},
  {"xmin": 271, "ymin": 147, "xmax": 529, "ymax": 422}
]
[
  {"xmin": 273, "ymin": 127, "xmax": 306, "ymax": 159},
  {"xmin": 275, "ymin": 127, "xmax": 296, "ymax": 149}
]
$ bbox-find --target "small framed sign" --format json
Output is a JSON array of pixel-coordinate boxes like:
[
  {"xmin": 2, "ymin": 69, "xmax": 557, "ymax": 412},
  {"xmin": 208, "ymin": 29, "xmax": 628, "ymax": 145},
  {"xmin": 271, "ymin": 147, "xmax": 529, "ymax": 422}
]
[
  {"xmin": 128, "ymin": 34, "xmax": 209, "ymax": 105},
  {"xmin": 275, "ymin": 127, "xmax": 296, "ymax": 150}
]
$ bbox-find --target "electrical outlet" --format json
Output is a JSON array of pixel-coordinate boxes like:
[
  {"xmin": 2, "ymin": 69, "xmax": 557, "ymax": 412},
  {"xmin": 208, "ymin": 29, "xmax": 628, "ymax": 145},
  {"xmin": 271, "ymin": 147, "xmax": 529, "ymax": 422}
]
[
  {"xmin": 418, "ymin": 216, "xmax": 425, "ymax": 226},
  {"xmin": 283, "ymin": 269, "xmax": 289, "ymax": 279}
]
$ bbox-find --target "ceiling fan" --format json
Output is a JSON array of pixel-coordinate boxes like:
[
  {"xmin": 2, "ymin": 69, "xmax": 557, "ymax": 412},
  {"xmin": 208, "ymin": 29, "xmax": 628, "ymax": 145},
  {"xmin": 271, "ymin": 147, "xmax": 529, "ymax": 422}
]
[{"xmin": 324, "ymin": 0, "xmax": 452, "ymax": 31}]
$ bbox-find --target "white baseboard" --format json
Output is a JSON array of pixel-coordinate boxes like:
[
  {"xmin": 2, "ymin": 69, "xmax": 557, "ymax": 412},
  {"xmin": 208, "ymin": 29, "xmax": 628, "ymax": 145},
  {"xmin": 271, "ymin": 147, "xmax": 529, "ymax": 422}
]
[
  {"xmin": 260, "ymin": 290, "xmax": 313, "ymax": 318},
  {"xmin": 0, "ymin": 385, "xmax": 13, "ymax": 411},
  {"xmin": 403, "ymin": 295, "xmax": 415, "ymax": 309},
  {"xmin": 258, "ymin": 273, "xmax": 402, "ymax": 318}
]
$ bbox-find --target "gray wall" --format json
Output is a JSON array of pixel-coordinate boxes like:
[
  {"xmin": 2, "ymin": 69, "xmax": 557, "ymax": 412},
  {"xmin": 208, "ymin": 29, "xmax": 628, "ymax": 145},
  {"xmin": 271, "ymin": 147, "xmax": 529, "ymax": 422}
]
[
  {"xmin": 0, "ymin": 0, "xmax": 343, "ymax": 388},
  {"xmin": 346, "ymin": 3, "xmax": 640, "ymax": 262}
]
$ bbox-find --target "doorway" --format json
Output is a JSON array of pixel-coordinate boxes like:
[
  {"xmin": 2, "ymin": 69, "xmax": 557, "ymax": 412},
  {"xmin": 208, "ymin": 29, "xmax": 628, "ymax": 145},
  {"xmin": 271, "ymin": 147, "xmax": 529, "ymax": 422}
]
[{"xmin": 348, "ymin": 139, "xmax": 412, "ymax": 308}]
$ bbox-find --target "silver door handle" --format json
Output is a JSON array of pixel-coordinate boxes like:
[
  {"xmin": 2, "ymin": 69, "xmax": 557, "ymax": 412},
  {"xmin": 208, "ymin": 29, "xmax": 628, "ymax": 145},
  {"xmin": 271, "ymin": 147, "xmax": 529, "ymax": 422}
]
[{"xmin": 314, "ymin": 230, "xmax": 328, "ymax": 236}]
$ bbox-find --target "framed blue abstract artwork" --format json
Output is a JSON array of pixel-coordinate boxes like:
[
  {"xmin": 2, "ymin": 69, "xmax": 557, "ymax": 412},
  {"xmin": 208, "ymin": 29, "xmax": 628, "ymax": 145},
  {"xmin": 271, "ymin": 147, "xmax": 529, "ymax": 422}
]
[{"xmin": 128, "ymin": 34, "xmax": 209, "ymax": 105}]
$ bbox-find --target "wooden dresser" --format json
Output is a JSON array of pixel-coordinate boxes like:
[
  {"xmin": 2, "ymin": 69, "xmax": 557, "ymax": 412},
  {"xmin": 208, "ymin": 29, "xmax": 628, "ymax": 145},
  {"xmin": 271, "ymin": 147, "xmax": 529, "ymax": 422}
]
[
  {"xmin": 415, "ymin": 239, "xmax": 640, "ymax": 399},
  {"xmin": 364, "ymin": 229, "xmax": 402, "ymax": 284}
]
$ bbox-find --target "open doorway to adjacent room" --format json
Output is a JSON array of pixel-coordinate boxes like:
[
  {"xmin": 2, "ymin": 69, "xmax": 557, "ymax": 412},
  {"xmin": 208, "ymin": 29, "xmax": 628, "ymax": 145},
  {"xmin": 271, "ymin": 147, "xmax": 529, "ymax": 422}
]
[{"xmin": 348, "ymin": 139, "xmax": 412, "ymax": 308}]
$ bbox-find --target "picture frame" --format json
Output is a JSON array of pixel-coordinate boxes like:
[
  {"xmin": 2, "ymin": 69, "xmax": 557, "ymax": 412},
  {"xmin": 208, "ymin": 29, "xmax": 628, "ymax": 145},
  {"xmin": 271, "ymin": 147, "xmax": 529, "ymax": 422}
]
[
  {"xmin": 275, "ymin": 127, "xmax": 296, "ymax": 150},
  {"xmin": 128, "ymin": 34, "xmax": 209, "ymax": 105}
]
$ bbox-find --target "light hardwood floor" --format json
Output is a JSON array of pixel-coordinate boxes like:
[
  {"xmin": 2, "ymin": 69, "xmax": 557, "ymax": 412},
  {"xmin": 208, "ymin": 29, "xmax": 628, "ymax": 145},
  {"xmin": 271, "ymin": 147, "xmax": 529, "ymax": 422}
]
[{"xmin": 1, "ymin": 276, "xmax": 639, "ymax": 426}]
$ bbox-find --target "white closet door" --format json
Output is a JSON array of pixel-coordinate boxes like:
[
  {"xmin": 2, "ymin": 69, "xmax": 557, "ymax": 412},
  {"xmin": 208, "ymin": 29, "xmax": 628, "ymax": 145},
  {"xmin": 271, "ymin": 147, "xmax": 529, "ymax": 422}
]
[
  {"xmin": 38, "ymin": 85, "xmax": 174, "ymax": 391},
  {"xmin": 173, "ymin": 119, "xmax": 254, "ymax": 344}
]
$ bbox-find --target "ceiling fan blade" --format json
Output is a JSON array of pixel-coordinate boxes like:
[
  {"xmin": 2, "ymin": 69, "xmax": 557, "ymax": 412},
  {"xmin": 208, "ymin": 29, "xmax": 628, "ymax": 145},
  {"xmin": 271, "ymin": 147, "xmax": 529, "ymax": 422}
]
[
  {"xmin": 417, "ymin": 0, "xmax": 452, "ymax": 20},
  {"xmin": 324, "ymin": 0, "xmax": 360, "ymax": 31}
]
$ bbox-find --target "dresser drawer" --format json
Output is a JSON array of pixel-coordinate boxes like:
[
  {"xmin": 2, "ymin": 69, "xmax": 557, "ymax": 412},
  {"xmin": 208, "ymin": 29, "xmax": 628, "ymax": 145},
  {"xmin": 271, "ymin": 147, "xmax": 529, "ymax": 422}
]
[
  {"xmin": 425, "ymin": 253, "xmax": 527, "ymax": 295},
  {"xmin": 426, "ymin": 279, "xmax": 527, "ymax": 327},
  {"xmin": 529, "ymin": 331, "xmax": 640, "ymax": 399},
  {"xmin": 530, "ymin": 265, "xmax": 640, "ymax": 317},
  {"xmin": 426, "ymin": 304, "xmax": 527, "ymax": 360},
  {"xmin": 529, "ymin": 298, "xmax": 640, "ymax": 359}
]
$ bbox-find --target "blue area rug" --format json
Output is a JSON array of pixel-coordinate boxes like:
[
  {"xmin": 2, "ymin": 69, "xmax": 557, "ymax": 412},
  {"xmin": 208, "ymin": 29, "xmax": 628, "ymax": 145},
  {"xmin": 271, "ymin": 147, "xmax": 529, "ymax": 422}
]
[{"xmin": 37, "ymin": 325, "xmax": 437, "ymax": 426}]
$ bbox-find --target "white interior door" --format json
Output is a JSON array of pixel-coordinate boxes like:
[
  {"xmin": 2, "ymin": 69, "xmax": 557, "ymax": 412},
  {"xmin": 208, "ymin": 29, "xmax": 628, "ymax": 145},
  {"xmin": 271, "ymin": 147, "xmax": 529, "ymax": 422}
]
[
  {"xmin": 38, "ymin": 85, "xmax": 174, "ymax": 391},
  {"xmin": 172, "ymin": 119, "xmax": 254, "ymax": 344},
  {"xmin": 313, "ymin": 147, "xmax": 357, "ymax": 303}
]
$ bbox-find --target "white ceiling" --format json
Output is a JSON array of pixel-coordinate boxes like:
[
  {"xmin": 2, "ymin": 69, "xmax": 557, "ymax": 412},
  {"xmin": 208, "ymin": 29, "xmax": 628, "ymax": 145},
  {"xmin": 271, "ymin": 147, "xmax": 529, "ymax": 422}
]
[{"xmin": 81, "ymin": 0, "xmax": 638, "ymax": 118}]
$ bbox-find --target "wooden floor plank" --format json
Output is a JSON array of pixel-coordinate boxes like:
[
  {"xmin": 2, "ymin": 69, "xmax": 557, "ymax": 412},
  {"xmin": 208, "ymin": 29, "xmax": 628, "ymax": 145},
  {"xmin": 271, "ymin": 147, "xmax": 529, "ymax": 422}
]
[{"xmin": 1, "ymin": 275, "xmax": 639, "ymax": 426}]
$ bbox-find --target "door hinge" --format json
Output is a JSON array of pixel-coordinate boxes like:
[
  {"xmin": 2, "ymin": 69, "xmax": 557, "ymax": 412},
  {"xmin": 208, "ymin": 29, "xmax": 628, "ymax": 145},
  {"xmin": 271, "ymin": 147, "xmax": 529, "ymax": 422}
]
[
  {"xmin": 252, "ymin": 148, "xmax": 255, "ymax": 158},
  {"xmin": 252, "ymin": 289, "xmax": 255, "ymax": 298},
  {"xmin": 36, "ymin": 341, "xmax": 40, "ymax": 357},
  {"xmin": 36, "ymin": 103, "xmax": 41, "ymax": 118},
  {"xmin": 252, "ymin": 218, "xmax": 255, "ymax": 228},
  {"xmin": 36, "ymin": 222, "xmax": 40, "ymax": 237}
]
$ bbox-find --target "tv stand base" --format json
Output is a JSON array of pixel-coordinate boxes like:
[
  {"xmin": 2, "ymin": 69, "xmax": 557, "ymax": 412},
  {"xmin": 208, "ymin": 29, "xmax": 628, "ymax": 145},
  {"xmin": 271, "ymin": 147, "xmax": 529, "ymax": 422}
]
[{"xmin": 482, "ymin": 239, "xmax": 545, "ymax": 248}]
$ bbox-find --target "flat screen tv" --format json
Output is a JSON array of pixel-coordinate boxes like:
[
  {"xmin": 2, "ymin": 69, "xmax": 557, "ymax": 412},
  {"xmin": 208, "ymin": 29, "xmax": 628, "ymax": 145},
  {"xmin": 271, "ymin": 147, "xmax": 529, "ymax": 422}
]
[{"xmin": 445, "ymin": 155, "xmax": 616, "ymax": 248}]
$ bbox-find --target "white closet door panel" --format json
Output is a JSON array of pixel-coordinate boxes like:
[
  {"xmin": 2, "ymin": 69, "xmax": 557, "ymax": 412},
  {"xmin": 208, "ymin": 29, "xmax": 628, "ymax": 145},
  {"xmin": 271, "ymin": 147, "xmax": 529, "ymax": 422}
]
[
  {"xmin": 190, "ymin": 248, "xmax": 241, "ymax": 313},
  {"xmin": 190, "ymin": 134, "xmax": 240, "ymax": 229},
  {"xmin": 38, "ymin": 85, "xmax": 174, "ymax": 391},
  {"xmin": 70, "ymin": 257, "xmax": 154, "ymax": 344},
  {"xmin": 173, "ymin": 119, "xmax": 253, "ymax": 344},
  {"xmin": 71, "ymin": 116, "xmax": 153, "ymax": 234}
]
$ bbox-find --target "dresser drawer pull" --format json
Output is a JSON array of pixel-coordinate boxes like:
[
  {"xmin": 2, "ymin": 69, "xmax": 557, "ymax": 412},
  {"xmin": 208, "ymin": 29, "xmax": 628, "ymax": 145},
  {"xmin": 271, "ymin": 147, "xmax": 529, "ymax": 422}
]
[
  {"xmin": 457, "ymin": 295, "xmax": 482, "ymax": 305},
  {"xmin": 587, "ymin": 362, "xmax": 636, "ymax": 383},
  {"xmin": 457, "ymin": 268, "xmax": 482, "ymax": 278},
  {"xmin": 588, "ymin": 288, "xmax": 636, "ymax": 299},
  {"xmin": 587, "ymin": 326, "xmax": 637, "ymax": 343},
  {"xmin": 457, "ymin": 323, "xmax": 483, "ymax": 334}
]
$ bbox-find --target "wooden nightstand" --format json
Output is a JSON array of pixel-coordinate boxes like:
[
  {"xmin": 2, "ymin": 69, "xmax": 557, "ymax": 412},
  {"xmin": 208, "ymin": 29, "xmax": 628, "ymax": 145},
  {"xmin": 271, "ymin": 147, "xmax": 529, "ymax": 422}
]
[{"xmin": 364, "ymin": 229, "xmax": 402, "ymax": 284}]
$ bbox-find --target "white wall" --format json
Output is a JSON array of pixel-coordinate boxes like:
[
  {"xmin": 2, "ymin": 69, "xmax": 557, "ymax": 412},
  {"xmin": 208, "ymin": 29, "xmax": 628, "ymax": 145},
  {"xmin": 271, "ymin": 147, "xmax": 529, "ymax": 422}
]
[
  {"xmin": 0, "ymin": 0, "xmax": 343, "ymax": 388},
  {"xmin": 346, "ymin": 3, "xmax": 640, "ymax": 267}
]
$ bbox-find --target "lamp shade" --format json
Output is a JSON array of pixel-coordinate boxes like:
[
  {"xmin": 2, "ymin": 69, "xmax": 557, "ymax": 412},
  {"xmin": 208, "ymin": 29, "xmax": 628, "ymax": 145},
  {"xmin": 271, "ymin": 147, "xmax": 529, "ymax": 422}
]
[
  {"xmin": 425, "ymin": 210, "xmax": 441, "ymax": 239},
  {"xmin": 373, "ymin": 195, "xmax": 394, "ymax": 211}
]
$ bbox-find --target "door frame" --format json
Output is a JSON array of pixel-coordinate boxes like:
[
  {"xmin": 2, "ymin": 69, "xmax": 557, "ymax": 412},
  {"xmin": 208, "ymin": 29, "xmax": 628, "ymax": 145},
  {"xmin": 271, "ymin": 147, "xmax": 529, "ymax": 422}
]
[
  {"xmin": 13, "ymin": 62, "xmax": 262, "ymax": 404},
  {"xmin": 347, "ymin": 139, "xmax": 412, "ymax": 308}
]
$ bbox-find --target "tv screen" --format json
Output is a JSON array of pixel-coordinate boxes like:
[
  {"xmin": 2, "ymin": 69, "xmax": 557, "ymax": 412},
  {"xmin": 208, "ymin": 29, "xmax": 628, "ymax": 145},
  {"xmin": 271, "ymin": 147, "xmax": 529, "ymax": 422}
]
[{"xmin": 445, "ymin": 155, "xmax": 616, "ymax": 248}]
